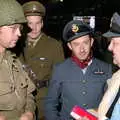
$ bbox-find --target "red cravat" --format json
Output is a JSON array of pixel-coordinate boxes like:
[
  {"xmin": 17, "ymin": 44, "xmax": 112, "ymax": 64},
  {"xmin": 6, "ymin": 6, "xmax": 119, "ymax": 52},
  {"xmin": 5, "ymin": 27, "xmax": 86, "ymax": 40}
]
[{"xmin": 71, "ymin": 55, "xmax": 92, "ymax": 69}]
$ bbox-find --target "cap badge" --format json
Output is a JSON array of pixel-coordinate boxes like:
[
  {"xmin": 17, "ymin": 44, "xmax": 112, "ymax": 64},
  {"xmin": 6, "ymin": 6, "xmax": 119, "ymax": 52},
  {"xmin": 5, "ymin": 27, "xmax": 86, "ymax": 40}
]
[
  {"xmin": 33, "ymin": 5, "xmax": 37, "ymax": 11},
  {"xmin": 72, "ymin": 24, "xmax": 79, "ymax": 33}
]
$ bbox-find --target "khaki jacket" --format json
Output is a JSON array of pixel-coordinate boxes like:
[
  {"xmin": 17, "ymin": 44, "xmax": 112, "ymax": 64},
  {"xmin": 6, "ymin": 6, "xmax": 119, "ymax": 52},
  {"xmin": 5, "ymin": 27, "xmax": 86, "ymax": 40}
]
[
  {"xmin": 98, "ymin": 69, "xmax": 120, "ymax": 120},
  {"xmin": 21, "ymin": 33, "xmax": 64, "ymax": 82},
  {"xmin": 0, "ymin": 51, "xmax": 36, "ymax": 120}
]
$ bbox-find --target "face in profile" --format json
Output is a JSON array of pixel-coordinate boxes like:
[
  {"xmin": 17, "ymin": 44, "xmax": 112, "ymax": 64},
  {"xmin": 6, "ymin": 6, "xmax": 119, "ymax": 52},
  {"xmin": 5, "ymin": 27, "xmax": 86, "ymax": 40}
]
[
  {"xmin": 0, "ymin": 24, "xmax": 22, "ymax": 51},
  {"xmin": 26, "ymin": 15, "xmax": 43, "ymax": 40},
  {"xmin": 67, "ymin": 35, "xmax": 94, "ymax": 61},
  {"xmin": 108, "ymin": 37, "xmax": 120, "ymax": 67}
]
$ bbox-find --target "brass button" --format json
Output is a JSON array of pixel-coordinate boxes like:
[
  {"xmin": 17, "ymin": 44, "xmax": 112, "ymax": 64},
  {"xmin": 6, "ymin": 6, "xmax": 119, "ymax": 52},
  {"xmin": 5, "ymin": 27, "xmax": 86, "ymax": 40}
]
[
  {"xmin": 82, "ymin": 80, "xmax": 86, "ymax": 83},
  {"xmin": 82, "ymin": 91, "xmax": 86, "ymax": 95},
  {"xmin": 10, "ymin": 86, "xmax": 14, "ymax": 90},
  {"xmin": 10, "ymin": 86, "xmax": 13, "ymax": 90},
  {"xmin": 21, "ymin": 83, "xmax": 23, "ymax": 86},
  {"xmin": 83, "ymin": 103, "xmax": 87, "ymax": 107},
  {"xmin": 13, "ymin": 59, "xmax": 16, "ymax": 63}
]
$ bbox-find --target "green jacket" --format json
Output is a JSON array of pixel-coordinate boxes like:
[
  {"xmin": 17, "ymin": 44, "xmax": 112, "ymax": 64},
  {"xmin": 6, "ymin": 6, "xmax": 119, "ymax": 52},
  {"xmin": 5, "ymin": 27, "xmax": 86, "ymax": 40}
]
[
  {"xmin": 0, "ymin": 51, "xmax": 36, "ymax": 120},
  {"xmin": 21, "ymin": 33, "xmax": 64, "ymax": 81}
]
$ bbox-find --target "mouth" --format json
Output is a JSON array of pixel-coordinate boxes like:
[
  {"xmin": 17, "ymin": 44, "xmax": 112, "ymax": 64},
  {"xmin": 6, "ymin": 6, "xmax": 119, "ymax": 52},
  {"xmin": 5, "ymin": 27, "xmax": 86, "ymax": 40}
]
[
  {"xmin": 79, "ymin": 52, "xmax": 87, "ymax": 56},
  {"xmin": 112, "ymin": 53, "xmax": 115, "ymax": 57},
  {"xmin": 31, "ymin": 32, "xmax": 38, "ymax": 34}
]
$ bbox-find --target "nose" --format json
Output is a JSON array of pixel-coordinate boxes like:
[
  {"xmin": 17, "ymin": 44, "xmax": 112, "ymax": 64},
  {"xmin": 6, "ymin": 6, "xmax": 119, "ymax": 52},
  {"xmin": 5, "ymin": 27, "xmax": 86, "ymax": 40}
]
[
  {"xmin": 108, "ymin": 41, "xmax": 113, "ymax": 52},
  {"xmin": 16, "ymin": 28, "xmax": 21, "ymax": 37},
  {"xmin": 31, "ymin": 24, "xmax": 37, "ymax": 32},
  {"xmin": 79, "ymin": 45, "xmax": 85, "ymax": 52}
]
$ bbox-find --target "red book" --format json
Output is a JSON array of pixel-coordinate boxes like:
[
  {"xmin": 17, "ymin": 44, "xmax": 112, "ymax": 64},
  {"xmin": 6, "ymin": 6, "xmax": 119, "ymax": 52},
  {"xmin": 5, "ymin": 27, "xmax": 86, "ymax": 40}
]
[{"xmin": 70, "ymin": 105, "xmax": 98, "ymax": 120}]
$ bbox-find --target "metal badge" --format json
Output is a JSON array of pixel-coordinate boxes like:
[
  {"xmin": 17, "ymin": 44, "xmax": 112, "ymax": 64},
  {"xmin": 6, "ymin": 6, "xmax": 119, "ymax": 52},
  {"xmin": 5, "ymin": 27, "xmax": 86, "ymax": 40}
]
[
  {"xmin": 72, "ymin": 24, "xmax": 79, "ymax": 33},
  {"xmin": 32, "ymin": 5, "xmax": 37, "ymax": 11},
  {"xmin": 39, "ymin": 57, "xmax": 47, "ymax": 61},
  {"xmin": 93, "ymin": 68, "xmax": 104, "ymax": 75},
  {"xmin": 32, "ymin": 57, "xmax": 48, "ymax": 61}
]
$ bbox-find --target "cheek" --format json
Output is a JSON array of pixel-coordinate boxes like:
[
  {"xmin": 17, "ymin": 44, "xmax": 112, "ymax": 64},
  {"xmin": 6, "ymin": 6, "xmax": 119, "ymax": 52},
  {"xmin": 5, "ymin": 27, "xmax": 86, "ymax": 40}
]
[
  {"xmin": 28, "ymin": 24, "xmax": 32, "ymax": 29},
  {"xmin": 71, "ymin": 47, "xmax": 78, "ymax": 54},
  {"xmin": 114, "ymin": 47, "xmax": 120, "ymax": 53},
  {"xmin": 37, "ymin": 25, "xmax": 42, "ymax": 31},
  {"xmin": 84, "ymin": 45, "xmax": 91, "ymax": 52}
]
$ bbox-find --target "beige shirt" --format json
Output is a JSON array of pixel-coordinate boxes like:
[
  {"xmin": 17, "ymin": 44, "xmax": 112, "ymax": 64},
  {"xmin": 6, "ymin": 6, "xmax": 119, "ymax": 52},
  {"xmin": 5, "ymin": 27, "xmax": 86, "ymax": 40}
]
[{"xmin": 98, "ymin": 69, "xmax": 120, "ymax": 120}]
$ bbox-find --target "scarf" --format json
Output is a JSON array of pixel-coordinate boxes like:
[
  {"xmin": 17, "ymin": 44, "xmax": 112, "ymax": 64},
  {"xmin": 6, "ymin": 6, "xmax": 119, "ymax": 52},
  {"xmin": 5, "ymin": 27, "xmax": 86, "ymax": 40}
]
[{"xmin": 71, "ymin": 54, "xmax": 92, "ymax": 69}]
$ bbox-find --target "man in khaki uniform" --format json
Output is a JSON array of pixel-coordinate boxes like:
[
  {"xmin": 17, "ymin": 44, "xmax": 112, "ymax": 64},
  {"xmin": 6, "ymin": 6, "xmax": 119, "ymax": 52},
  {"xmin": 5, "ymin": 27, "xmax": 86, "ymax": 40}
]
[
  {"xmin": 0, "ymin": 0, "xmax": 36, "ymax": 120},
  {"xmin": 20, "ymin": 1, "xmax": 64, "ymax": 120}
]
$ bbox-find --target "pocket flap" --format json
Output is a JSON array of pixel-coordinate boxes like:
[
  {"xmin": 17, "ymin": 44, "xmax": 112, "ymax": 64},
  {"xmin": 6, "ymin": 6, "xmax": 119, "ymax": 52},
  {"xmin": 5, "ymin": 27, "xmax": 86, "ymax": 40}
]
[{"xmin": 0, "ymin": 81, "xmax": 14, "ymax": 95}]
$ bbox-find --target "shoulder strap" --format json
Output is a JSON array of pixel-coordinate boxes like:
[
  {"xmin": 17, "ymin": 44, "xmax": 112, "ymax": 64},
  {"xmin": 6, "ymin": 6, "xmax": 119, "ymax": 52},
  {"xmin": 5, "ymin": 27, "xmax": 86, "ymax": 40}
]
[{"xmin": 106, "ymin": 87, "xmax": 120, "ymax": 118}]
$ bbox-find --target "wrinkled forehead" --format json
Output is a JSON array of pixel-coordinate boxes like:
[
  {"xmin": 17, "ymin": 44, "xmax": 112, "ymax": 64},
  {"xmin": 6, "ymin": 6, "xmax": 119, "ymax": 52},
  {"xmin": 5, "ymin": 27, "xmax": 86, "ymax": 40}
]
[{"xmin": 111, "ymin": 37, "xmax": 120, "ymax": 41}]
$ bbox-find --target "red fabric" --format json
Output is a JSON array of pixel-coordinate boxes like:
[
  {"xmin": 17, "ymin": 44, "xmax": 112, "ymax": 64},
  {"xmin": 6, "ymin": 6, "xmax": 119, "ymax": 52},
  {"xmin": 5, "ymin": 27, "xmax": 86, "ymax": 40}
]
[
  {"xmin": 71, "ymin": 105, "xmax": 98, "ymax": 120},
  {"xmin": 71, "ymin": 55, "xmax": 92, "ymax": 69}
]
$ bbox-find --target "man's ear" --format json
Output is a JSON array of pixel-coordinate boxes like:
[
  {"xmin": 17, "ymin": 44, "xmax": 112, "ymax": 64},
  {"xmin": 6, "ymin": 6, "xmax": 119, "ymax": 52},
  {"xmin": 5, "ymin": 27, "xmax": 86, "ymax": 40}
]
[
  {"xmin": 91, "ymin": 38, "xmax": 94, "ymax": 47},
  {"xmin": 41, "ymin": 20, "xmax": 44, "ymax": 28},
  {"xmin": 67, "ymin": 42, "xmax": 72, "ymax": 50}
]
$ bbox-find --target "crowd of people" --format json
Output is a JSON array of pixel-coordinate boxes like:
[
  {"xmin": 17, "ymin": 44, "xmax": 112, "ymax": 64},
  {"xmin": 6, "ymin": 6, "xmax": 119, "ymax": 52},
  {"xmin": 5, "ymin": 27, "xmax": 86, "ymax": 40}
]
[{"xmin": 0, "ymin": 0, "xmax": 119, "ymax": 120}]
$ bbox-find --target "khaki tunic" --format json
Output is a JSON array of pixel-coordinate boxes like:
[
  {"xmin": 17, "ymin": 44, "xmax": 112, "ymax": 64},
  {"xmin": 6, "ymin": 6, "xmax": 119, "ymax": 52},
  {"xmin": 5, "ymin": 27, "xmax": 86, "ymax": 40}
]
[
  {"xmin": 20, "ymin": 33, "xmax": 64, "ymax": 118},
  {"xmin": 0, "ymin": 51, "xmax": 36, "ymax": 120}
]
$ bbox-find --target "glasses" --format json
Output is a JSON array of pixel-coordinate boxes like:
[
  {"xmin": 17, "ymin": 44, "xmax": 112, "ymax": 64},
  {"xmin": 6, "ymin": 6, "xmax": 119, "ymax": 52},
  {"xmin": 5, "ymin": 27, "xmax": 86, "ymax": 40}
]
[{"xmin": 7, "ymin": 24, "xmax": 23, "ymax": 33}]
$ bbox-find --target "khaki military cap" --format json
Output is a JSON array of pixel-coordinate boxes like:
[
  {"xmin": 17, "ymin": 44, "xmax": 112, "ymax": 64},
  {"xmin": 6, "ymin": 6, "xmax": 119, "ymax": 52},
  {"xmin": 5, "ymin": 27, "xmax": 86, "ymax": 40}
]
[
  {"xmin": 23, "ymin": 1, "xmax": 46, "ymax": 17},
  {"xmin": 0, "ymin": 0, "xmax": 26, "ymax": 26}
]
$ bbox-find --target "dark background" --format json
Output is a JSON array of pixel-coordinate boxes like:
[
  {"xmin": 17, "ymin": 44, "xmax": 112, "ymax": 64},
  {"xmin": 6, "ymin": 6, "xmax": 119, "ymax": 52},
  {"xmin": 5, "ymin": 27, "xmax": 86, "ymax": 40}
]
[
  {"xmin": 15, "ymin": 0, "xmax": 119, "ymax": 70},
  {"xmin": 17, "ymin": 0, "xmax": 120, "ymax": 39}
]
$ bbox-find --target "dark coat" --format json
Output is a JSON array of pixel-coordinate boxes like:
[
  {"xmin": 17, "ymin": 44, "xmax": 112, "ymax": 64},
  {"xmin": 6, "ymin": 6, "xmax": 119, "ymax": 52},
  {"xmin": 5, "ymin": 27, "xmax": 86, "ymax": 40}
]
[{"xmin": 45, "ymin": 58, "xmax": 112, "ymax": 120}]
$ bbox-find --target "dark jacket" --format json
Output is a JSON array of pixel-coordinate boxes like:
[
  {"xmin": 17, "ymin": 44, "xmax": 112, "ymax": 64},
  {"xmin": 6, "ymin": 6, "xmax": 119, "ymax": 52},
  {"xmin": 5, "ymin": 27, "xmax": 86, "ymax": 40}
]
[{"xmin": 45, "ymin": 58, "xmax": 112, "ymax": 120}]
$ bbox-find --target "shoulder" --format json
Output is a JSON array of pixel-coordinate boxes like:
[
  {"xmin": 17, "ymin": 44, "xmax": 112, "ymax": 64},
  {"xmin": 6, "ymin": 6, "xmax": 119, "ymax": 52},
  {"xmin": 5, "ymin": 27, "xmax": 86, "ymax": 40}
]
[
  {"xmin": 107, "ymin": 69, "xmax": 120, "ymax": 89},
  {"xmin": 112, "ymin": 69, "xmax": 120, "ymax": 78},
  {"xmin": 9, "ymin": 51, "xmax": 23, "ymax": 66},
  {"xmin": 93, "ymin": 58, "xmax": 112, "ymax": 77},
  {"xmin": 41, "ymin": 33, "xmax": 63, "ymax": 46},
  {"xmin": 7, "ymin": 50, "xmax": 18, "ymax": 61},
  {"xmin": 93, "ymin": 58, "xmax": 112, "ymax": 67},
  {"xmin": 51, "ymin": 58, "xmax": 72, "ymax": 79},
  {"xmin": 53, "ymin": 58, "xmax": 72, "ymax": 71}
]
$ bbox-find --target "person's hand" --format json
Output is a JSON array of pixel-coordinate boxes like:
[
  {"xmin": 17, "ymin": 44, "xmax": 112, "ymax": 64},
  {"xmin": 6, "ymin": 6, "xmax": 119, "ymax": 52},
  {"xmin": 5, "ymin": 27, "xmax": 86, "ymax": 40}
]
[
  {"xmin": 76, "ymin": 116, "xmax": 89, "ymax": 120},
  {"xmin": 20, "ymin": 111, "xmax": 34, "ymax": 120}
]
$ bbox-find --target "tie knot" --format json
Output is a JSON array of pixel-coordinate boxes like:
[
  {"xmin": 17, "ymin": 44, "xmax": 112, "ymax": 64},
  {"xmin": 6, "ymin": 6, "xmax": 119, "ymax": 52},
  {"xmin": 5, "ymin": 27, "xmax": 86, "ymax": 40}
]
[{"xmin": 28, "ymin": 41, "xmax": 34, "ymax": 47}]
